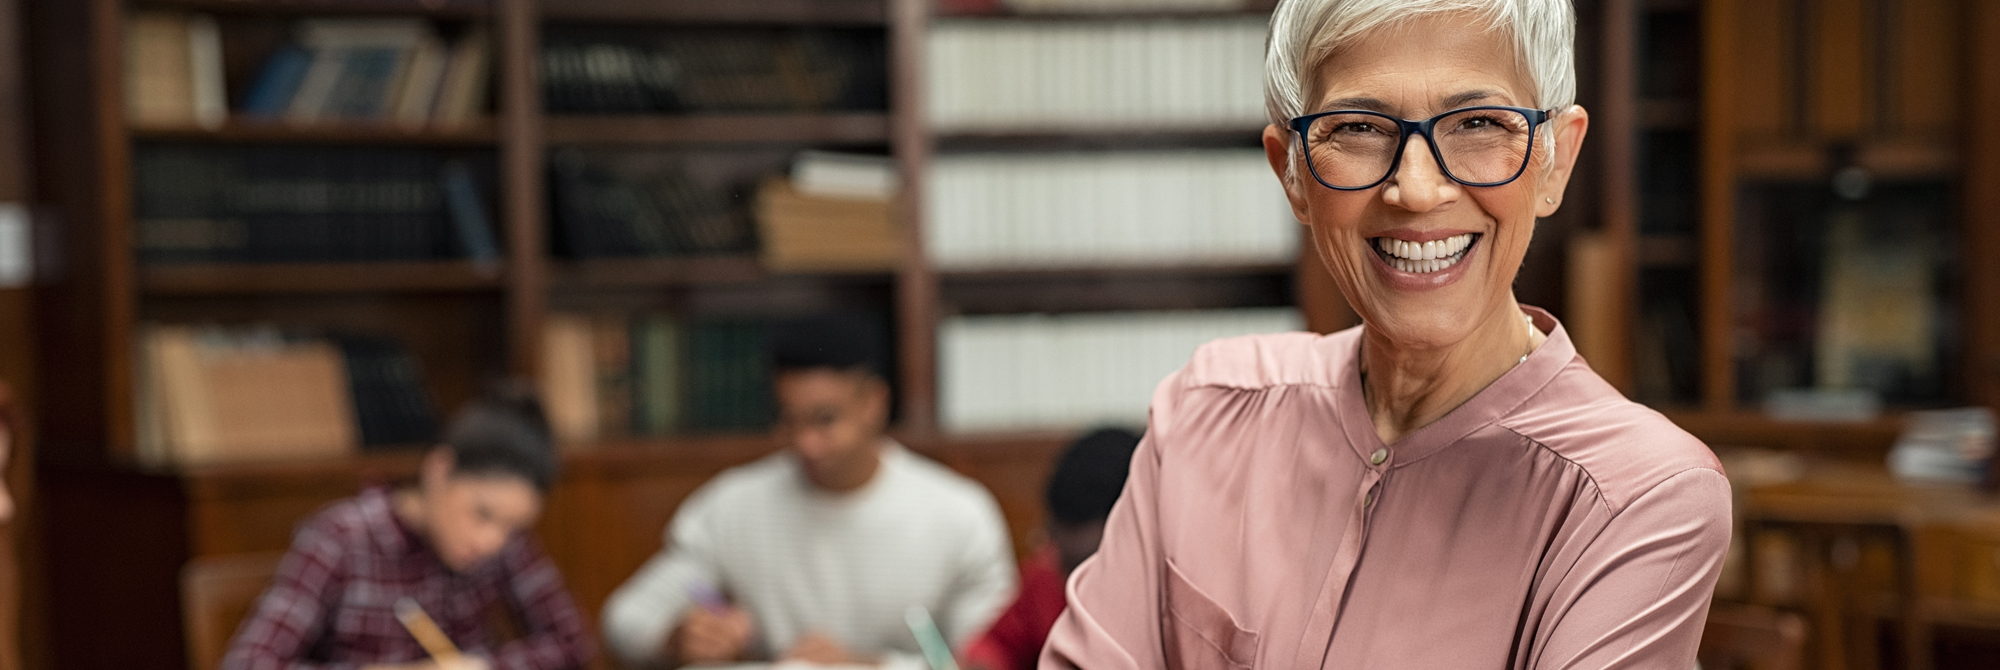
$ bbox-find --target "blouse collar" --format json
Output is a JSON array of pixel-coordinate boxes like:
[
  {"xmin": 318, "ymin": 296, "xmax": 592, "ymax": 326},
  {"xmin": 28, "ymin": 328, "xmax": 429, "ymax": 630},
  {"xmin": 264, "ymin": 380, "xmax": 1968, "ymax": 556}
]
[{"xmin": 1330, "ymin": 306, "xmax": 1575, "ymax": 468}]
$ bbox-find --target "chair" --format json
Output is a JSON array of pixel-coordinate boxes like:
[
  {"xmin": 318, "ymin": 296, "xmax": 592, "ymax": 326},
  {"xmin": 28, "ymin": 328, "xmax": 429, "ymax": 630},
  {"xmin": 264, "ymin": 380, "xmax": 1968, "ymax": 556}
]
[
  {"xmin": 1698, "ymin": 603, "xmax": 1809, "ymax": 670},
  {"xmin": 181, "ymin": 552, "xmax": 285, "ymax": 670}
]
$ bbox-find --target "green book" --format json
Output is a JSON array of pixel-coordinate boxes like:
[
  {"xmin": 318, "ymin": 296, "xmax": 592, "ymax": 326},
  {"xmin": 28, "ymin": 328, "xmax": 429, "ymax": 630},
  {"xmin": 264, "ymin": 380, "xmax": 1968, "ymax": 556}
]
[{"xmin": 633, "ymin": 315, "xmax": 683, "ymax": 435}]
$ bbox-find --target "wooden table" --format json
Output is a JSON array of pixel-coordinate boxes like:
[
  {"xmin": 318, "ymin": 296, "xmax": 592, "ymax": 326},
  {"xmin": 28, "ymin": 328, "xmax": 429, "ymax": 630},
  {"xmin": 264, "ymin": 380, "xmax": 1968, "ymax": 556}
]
[{"xmin": 1742, "ymin": 463, "xmax": 2000, "ymax": 670}]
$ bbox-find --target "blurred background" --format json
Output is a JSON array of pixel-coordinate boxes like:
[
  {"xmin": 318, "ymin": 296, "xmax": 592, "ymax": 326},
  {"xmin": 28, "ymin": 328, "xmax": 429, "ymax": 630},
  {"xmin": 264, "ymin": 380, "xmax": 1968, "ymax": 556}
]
[{"xmin": 0, "ymin": 0, "xmax": 1994, "ymax": 668}]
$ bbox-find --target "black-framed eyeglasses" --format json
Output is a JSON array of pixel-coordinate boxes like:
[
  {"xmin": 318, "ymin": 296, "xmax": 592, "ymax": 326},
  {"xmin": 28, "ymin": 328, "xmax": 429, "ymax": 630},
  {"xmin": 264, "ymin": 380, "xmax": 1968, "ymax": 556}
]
[{"xmin": 1287, "ymin": 105, "xmax": 1553, "ymax": 190}]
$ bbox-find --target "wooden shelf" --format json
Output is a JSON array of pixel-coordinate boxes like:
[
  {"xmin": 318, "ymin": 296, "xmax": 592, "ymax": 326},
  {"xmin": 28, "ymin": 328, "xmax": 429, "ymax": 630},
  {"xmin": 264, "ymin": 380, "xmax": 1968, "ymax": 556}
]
[
  {"xmin": 543, "ymin": 0, "xmax": 887, "ymax": 25},
  {"xmin": 545, "ymin": 113, "xmax": 890, "ymax": 145},
  {"xmin": 936, "ymin": 0, "xmax": 1275, "ymax": 20},
  {"xmin": 140, "ymin": 261, "xmax": 505, "ymax": 295},
  {"xmin": 132, "ymin": 0, "xmax": 492, "ymax": 18},
  {"xmin": 940, "ymin": 262, "xmax": 1293, "ymax": 281},
  {"xmin": 549, "ymin": 256, "xmax": 893, "ymax": 289},
  {"xmin": 1662, "ymin": 409, "xmax": 1907, "ymax": 460},
  {"xmin": 1736, "ymin": 139, "xmax": 1958, "ymax": 181},
  {"xmin": 132, "ymin": 119, "xmax": 498, "ymax": 146},
  {"xmin": 936, "ymin": 125, "xmax": 1266, "ymax": 151}
]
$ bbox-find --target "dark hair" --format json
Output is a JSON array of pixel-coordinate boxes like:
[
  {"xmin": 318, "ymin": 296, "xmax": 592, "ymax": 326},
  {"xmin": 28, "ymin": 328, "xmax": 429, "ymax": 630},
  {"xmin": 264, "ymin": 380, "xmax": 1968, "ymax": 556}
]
[
  {"xmin": 769, "ymin": 312, "xmax": 888, "ymax": 380},
  {"xmin": 1045, "ymin": 427, "xmax": 1141, "ymax": 525},
  {"xmin": 441, "ymin": 380, "xmax": 559, "ymax": 492}
]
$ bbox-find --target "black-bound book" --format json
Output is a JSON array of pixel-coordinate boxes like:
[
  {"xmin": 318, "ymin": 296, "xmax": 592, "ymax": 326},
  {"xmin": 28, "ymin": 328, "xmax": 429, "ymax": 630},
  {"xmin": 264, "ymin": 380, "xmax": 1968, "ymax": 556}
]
[
  {"xmin": 135, "ymin": 144, "xmax": 475, "ymax": 265},
  {"xmin": 685, "ymin": 319, "xmax": 770, "ymax": 431},
  {"xmin": 541, "ymin": 26, "xmax": 886, "ymax": 115},
  {"xmin": 333, "ymin": 334, "xmax": 441, "ymax": 448}
]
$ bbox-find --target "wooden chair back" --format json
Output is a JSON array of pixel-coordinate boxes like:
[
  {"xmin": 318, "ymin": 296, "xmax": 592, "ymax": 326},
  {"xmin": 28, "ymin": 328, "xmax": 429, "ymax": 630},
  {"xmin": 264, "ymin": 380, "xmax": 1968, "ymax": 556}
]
[
  {"xmin": 1697, "ymin": 603, "xmax": 1808, "ymax": 670},
  {"xmin": 181, "ymin": 552, "xmax": 285, "ymax": 670}
]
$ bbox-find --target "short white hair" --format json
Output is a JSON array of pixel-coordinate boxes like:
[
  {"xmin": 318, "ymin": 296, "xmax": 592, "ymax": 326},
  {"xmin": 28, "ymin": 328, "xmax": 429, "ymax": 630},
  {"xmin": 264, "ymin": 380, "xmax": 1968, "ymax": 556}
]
[{"xmin": 1263, "ymin": 0, "xmax": 1577, "ymax": 128}]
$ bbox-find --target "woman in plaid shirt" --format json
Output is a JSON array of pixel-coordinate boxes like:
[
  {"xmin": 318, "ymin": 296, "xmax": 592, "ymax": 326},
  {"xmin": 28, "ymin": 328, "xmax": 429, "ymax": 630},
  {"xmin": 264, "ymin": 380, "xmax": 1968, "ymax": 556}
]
[{"xmin": 223, "ymin": 386, "xmax": 593, "ymax": 670}]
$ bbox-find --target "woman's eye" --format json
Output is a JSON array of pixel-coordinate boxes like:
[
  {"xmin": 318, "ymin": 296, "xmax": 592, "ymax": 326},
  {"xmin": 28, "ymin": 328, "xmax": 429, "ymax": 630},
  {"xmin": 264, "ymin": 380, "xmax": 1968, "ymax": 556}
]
[{"xmin": 1334, "ymin": 122, "xmax": 1379, "ymax": 135}]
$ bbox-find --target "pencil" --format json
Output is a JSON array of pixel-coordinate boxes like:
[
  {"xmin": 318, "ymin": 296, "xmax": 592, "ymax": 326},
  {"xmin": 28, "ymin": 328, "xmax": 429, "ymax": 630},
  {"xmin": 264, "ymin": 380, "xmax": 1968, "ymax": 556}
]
[{"xmin": 394, "ymin": 597, "xmax": 463, "ymax": 665}]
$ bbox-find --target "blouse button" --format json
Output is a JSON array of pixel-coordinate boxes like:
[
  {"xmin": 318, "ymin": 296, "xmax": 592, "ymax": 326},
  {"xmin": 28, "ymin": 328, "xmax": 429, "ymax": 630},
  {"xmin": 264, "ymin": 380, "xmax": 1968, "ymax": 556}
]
[{"xmin": 1370, "ymin": 448, "xmax": 1388, "ymax": 465}]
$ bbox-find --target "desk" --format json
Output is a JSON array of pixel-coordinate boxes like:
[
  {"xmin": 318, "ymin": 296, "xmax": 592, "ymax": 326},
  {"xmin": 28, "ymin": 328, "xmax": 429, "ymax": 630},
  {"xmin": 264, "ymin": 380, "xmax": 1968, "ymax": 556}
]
[{"xmin": 1740, "ymin": 462, "xmax": 2000, "ymax": 670}]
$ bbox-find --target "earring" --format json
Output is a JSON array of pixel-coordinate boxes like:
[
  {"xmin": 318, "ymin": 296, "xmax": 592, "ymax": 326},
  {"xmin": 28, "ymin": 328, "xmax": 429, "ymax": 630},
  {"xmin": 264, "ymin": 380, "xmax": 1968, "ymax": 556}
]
[{"xmin": 1545, "ymin": 197, "xmax": 1556, "ymax": 204}]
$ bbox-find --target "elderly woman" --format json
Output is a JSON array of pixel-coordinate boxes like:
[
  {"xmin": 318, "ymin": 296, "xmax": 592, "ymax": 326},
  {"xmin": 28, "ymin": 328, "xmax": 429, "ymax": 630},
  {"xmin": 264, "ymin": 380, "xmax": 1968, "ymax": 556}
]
[{"xmin": 1041, "ymin": 1, "xmax": 1729, "ymax": 669}]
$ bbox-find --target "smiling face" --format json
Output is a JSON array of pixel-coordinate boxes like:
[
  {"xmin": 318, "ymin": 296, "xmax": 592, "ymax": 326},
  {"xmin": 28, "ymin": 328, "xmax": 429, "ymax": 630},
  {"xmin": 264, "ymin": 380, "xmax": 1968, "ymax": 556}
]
[{"xmin": 1264, "ymin": 12, "xmax": 1587, "ymax": 351}]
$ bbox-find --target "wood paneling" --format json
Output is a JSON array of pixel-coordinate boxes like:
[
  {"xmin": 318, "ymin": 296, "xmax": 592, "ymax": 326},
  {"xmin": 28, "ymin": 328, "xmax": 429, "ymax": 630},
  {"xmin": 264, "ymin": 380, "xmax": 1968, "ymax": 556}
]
[
  {"xmin": 1967, "ymin": 0, "xmax": 2000, "ymax": 408},
  {"xmin": 41, "ymin": 434, "xmax": 1069, "ymax": 669}
]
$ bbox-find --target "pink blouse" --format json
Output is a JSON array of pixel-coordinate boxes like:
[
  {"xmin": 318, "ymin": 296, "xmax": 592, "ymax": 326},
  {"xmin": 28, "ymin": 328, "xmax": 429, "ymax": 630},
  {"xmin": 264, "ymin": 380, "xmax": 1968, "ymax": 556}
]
[{"xmin": 1041, "ymin": 308, "xmax": 1730, "ymax": 670}]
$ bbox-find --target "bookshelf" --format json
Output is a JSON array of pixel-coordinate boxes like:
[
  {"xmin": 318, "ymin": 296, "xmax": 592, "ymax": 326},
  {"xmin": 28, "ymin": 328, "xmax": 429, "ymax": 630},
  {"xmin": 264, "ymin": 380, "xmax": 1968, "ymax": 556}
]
[
  {"xmin": 25, "ymin": 0, "xmax": 2000, "ymax": 666},
  {"xmin": 1610, "ymin": 0, "xmax": 2000, "ymax": 441}
]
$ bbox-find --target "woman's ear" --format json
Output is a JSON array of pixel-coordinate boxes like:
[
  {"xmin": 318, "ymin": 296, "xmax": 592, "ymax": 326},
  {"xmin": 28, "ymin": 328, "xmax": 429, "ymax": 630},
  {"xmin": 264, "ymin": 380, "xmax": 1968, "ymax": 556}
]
[
  {"xmin": 419, "ymin": 446, "xmax": 455, "ymax": 491},
  {"xmin": 1535, "ymin": 105, "xmax": 1591, "ymax": 217},
  {"xmin": 1263, "ymin": 124, "xmax": 1312, "ymax": 225}
]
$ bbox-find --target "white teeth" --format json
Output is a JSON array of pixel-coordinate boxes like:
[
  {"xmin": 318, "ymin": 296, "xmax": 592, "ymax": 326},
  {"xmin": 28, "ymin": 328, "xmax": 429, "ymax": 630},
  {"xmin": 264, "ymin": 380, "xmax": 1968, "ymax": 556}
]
[{"xmin": 1374, "ymin": 233, "xmax": 1476, "ymax": 273}]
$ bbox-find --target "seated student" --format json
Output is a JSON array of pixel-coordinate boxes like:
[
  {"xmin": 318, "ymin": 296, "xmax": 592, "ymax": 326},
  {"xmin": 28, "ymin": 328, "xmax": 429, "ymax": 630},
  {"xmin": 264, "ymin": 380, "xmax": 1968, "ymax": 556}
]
[
  {"xmin": 223, "ymin": 385, "xmax": 593, "ymax": 670},
  {"xmin": 963, "ymin": 428, "xmax": 1139, "ymax": 670},
  {"xmin": 603, "ymin": 315, "xmax": 1016, "ymax": 667}
]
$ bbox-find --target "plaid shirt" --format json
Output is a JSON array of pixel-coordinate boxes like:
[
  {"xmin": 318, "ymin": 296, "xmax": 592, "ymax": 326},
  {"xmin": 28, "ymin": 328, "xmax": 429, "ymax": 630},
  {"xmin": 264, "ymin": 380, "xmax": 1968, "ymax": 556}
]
[{"xmin": 222, "ymin": 488, "xmax": 594, "ymax": 670}]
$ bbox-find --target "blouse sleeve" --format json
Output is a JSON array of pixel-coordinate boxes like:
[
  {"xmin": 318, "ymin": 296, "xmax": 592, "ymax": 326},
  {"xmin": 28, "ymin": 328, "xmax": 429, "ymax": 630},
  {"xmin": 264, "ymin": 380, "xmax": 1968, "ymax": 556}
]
[
  {"xmin": 1531, "ymin": 468, "xmax": 1733, "ymax": 669},
  {"xmin": 1038, "ymin": 372, "xmax": 1183, "ymax": 670}
]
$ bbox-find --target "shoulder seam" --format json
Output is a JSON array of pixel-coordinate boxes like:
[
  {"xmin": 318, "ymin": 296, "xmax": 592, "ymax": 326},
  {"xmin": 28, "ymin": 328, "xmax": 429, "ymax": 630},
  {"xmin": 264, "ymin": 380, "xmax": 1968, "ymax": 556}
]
[{"xmin": 1497, "ymin": 425, "xmax": 1616, "ymax": 517}]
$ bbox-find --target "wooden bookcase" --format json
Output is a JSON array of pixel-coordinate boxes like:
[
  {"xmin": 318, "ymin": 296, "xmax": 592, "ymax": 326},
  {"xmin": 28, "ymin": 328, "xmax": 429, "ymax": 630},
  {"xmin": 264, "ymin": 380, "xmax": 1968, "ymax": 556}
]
[
  {"xmin": 21, "ymin": 0, "xmax": 2000, "ymax": 666},
  {"xmin": 19, "ymin": 0, "xmax": 1301, "ymax": 667}
]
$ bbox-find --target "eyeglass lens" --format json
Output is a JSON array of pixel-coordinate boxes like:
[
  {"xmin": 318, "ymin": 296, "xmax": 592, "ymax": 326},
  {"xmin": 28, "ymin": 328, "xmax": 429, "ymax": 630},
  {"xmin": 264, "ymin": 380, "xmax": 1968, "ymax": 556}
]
[{"xmin": 1304, "ymin": 108, "xmax": 1535, "ymax": 188}]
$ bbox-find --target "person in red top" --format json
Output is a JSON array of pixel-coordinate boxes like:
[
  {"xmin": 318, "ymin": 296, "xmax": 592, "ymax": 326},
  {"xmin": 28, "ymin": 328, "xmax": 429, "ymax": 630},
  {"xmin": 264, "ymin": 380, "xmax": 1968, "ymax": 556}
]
[
  {"xmin": 223, "ymin": 384, "xmax": 594, "ymax": 670},
  {"xmin": 963, "ymin": 428, "xmax": 1140, "ymax": 670}
]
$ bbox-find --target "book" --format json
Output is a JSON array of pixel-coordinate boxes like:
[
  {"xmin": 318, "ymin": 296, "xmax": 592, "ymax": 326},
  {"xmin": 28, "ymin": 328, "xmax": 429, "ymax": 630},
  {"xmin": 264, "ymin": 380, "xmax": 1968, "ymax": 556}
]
[
  {"xmin": 927, "ymin": 18, "xmax": 1266, "ymax": 131},
  {"xmin": 755, "ymin": 177, "xmax": 900, "ymax": 272},
  {"xmin": 792, "ymin": 151, "xmax": 897, "ymax": 200},
  {"xmin": 187, "ymin": 14, "xmax": 227, "ymax": 130},
  {"xmin": 240, "ymin": 46, "xmax": 315, "ymax": 119},
  {"xmin": 547, "ymin": 149, "xmax": 756, "ymax": 260},
  {"xmin": 134, "ymin": 144, "xmax": 466, "ymax": 264},
  {"xmin": 140, "ymin": 326, "xmax": 360, "ymax": 465},
  {"xmin": 333, "ymin": 334, "xmax": 440, "ymax": 448},
  {"xmin": 938, "ymin": 308, "xmax": 1301, "ymax": 432},
  {"xmin": 441, "ymin": 159, "xmax": 501, "ymax": 270},
  {"xmin": 391, "ymin": 36, "xmax": 450, "ymax": 128},
  {"xmin": 632, "ymin": 315, "xmax": 685, "ymax": 435},
  {"xmin": 432, "ymin": 27, "xmax": 491, "ymax": 127},
  {"xmin": 541, "ymin": 26, "xmax": 887, "ymax": 114},
  {"xmin": 924, "ymin": 149, "xmax": 1295, "ymax": 269},
  {"xmin": 542, "ymin": 315, "xmax": 600, "ymax": 444},
  {"xmin": 125, "ymin": 12, "xmax": 197, "ymax": 128}
]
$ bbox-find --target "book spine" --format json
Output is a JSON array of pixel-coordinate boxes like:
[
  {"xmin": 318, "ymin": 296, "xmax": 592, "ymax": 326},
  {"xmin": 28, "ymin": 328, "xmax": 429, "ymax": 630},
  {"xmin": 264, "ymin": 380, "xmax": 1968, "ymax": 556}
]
[{"xmin": 939, "ymin": 308, "xmax": 1300, "ymax": 432}]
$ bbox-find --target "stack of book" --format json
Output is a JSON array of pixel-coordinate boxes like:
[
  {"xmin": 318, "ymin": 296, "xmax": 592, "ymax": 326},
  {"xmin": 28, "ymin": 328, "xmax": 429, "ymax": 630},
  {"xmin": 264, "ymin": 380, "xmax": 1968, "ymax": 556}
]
[
  {"xmin": 542, "ymin": 27, "xmax": 887, "ymax": 114},
  {"xmin": 939, "ymin": 307, "xmax": 1301, "ymax": 432},
  {"xmin": 240, "ymin": 19, "xmax": 491, "ymax": 128},
  {"xmin": 126, "ymin": 12, "xmax": 226, "ymax": 129},
  {"xmin": 924, "ymin": 149, "xmax": 1296, "ymax": 269},
  {"xmin": 927, "ymin": 18, "xmax": 1266, "ymax": 131},
  {"xmin": 548, "ymin": 149, "xmax": 755, "ymax": 259},
  {"xmin": 997, "ymin": 0, "xmax": 1252, "ymax": 12},
  {"xmin": 133, "ymin": 145, "xmax": 499, "ymax": 265},
  {"xmin": 124, "ymin": 13, "xmax": 492, "ymax": 129},
  {"xmin": 754, "ymin": 151, "xmax": 901, "ymax": 272},
  {"xmin": 542, "ymin": 313, "xmax": 774, "ymax": 443},
  {"xmin": 136, "ymin": 326, "xmax": 444, "ymax": 465}
]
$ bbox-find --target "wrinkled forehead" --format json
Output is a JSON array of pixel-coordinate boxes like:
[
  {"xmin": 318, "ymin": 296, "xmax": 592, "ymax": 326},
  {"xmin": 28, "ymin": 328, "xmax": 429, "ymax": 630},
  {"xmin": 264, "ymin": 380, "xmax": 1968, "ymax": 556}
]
[{"xmin": 1306, "ymin": 12, "xmax": 1535, "ymax": 117}]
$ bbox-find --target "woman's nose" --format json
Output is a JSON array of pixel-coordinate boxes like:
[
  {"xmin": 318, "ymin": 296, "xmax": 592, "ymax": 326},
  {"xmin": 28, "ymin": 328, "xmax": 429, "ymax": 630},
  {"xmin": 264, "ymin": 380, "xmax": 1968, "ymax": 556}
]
[{"xmin": 1382, "ymin": 136, "xmax": 1459, "ymax": 212}]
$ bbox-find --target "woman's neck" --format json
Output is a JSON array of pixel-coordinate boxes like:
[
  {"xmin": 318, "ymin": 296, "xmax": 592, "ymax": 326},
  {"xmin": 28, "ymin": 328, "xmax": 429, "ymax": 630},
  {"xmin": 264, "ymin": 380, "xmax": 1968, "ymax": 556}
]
[{"xmin": 1359, "ymin": 299, "xmax": 1544, "ymax": 446}]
